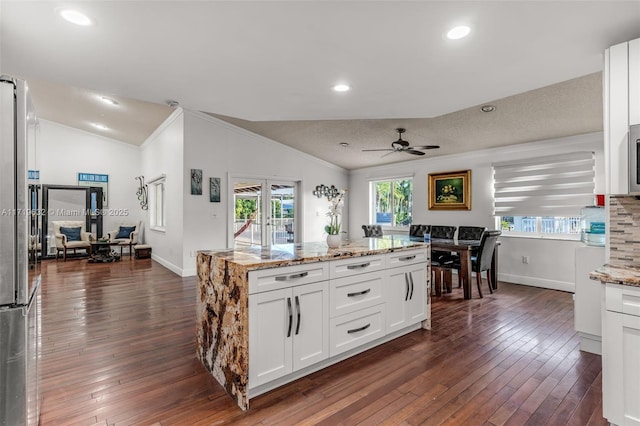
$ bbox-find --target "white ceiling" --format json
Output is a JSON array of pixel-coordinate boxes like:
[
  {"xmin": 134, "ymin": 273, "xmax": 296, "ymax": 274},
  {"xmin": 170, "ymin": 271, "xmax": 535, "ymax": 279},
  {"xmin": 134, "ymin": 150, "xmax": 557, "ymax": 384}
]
[{"xmin": 1, "ymin": 1, "xmax": 639, "ymax": 169}]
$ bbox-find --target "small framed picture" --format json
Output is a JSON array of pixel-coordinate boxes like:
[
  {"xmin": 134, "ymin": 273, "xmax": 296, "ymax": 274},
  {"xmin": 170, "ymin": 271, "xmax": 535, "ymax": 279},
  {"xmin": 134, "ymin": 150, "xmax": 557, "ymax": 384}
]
[
  {"xmin": 191, "ymin": 169, "xmax": 202, "ymax": 195},
  {"xmin": 428, "ymin": 170, "xmax": 471, "ymax": 210},
  {"xmin": 210, "ymin": 177, "xmax": 221, "ymax": 202}
]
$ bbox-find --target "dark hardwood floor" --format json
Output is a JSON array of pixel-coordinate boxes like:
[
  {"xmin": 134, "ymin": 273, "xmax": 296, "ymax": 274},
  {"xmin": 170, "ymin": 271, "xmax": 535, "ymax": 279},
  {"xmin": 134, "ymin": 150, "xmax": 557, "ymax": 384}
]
[{"xmin": 38, "ymin": 258, "xmax": 606, "ymax": 425}]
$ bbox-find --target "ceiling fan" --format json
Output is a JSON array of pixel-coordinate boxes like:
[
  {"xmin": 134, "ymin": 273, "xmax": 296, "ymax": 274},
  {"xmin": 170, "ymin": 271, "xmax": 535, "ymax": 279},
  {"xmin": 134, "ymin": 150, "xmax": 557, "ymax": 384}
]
[{"xmin": 362, "ymin": 128, "xmax": 440, "ymax": 156}]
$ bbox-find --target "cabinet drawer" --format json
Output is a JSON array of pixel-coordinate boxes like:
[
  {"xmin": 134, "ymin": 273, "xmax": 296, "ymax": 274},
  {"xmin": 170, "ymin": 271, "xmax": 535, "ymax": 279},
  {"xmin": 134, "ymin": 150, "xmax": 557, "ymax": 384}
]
[
  {"xmin": 329, "ymin": 255, "xmax": 385, "ymax": 279},
  {"xmin": 329, "ymin": 305, "xmax": 385, "ymax": 357},
  {"xmin": 330, "ymin": 272, "xmax": 384, "ymax": 318},
  {"xmin": 606, "ymin": 284, "xmax": 640, "ymax": 317},
  {"xmin": 249, "ymin": 262, "xmax": 329, "ymax": 294},
  {"xmin": 386, "ymin": 248, "xmax": 429, "ymax": 268}
]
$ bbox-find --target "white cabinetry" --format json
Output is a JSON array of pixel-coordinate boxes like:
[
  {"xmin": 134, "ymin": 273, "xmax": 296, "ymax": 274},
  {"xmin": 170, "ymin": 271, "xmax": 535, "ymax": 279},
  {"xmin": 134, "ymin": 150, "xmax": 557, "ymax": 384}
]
[
  {"xmin": 604, "ymin": 38, "xmax": 640, "ymax": 194},
  {"xmin": 574, "ymin": 246, "xmax": 605, "ymax": 354},
  {"xmin": 385, "ymin": 263, "xmax": 428, "ymax": 334},
  {"xmin": 603, "ymin": 284, "xmax": 640, "ymax": 425},
  {"xmin": 249, "ymin": 266, "xmax": 329, "ymax": 389}
]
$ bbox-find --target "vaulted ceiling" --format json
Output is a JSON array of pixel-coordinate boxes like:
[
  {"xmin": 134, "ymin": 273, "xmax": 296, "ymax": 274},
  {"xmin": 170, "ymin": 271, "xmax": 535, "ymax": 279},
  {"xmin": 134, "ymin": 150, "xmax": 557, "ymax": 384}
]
[{"xmin": 2, "ymin": 1, "xmax": 639, "ymax": 169}]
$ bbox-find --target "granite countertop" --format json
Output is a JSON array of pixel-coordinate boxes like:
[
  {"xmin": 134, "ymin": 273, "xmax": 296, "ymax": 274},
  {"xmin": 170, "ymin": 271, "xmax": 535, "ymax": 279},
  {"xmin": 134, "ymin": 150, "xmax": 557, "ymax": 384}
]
[
  {"xmin": 198, "ymin": 238, "xmax": 428, "ymax": 271},
  {"xmin": 589, "ymin": 264, "xmax": 640, "ymax": 287}
]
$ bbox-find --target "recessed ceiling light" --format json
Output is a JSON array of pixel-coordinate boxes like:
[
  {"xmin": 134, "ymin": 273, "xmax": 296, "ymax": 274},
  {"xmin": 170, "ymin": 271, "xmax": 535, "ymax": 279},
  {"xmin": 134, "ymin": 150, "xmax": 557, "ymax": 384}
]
[
  {"xmin": 100, "ymin": 96, "xmax": 118, "ymax": 106},
  {"xmin": 480, "ymin": 105, "xmax": 496, "ymax": 113},
  {"xmin": 333, "ymin": 84, "xmax": 351, "ymax": 92},
  {"xmin": 59, "ymin": 9, "xmax": 93, "ymax": 26},
  {"xmin": 91, "ymin": 123, "xmax": 108, "ymax": 131},
  {"xmin": 446, "ymin": 25, "xmax": 471, "ymax": 40},
  {"xmin": 339, "ymin": 142, "xmax": 349, "ymax": 147}
]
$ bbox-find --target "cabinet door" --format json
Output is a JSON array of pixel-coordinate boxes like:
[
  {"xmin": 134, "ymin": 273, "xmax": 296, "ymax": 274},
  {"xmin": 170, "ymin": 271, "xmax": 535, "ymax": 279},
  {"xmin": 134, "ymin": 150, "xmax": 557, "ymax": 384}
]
[
  {"xmin": 249, "ymin": 288, "xmax": 293, "ymax": 388},
  {"xmin": 405, "ymin": 265, "xmax": 427, "ymax": 324},
  {"xmin": 603, "ymin": 310, "xmax": 640, "ymax": 426},
  {"xmin": 292, "ymin": 281, "xmax": 329, "ymax": 371},
  {"xmin": 385, "ymin": 267, "xmax": 412, "ymax": 334}
]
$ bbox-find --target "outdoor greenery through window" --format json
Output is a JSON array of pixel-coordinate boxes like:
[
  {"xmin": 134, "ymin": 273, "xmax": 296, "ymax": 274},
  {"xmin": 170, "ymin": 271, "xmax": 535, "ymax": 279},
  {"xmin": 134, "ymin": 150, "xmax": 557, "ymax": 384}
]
[{"xmin": 371, "ymin": 178, "xmax": 413, "ymax": 227}]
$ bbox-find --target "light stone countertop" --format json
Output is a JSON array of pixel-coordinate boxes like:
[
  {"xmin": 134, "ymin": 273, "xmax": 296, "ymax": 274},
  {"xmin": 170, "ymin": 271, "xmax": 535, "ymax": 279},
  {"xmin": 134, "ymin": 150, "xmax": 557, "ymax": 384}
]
[
  {"xmin": 198, "ymin": 237, "xmax": 429, "ymax": 271},
  {"xmin": 589, "ymin": 264, "xmax": 640, "ymax": 287}
]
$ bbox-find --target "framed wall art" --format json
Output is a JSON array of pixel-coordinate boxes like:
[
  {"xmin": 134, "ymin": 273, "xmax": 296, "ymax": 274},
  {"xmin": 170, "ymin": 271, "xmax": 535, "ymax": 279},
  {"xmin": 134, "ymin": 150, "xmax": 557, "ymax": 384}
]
[
  {"xmin": 191, "ymin": 169, "xmax": 203, "ymax": 195},
  {"xmin": 209, "ymin": 177, "xmax": 221, "ymax": 202},
  {"xmin": 428, "ymin": 169, "xmax": 471, "ymax": 210}
]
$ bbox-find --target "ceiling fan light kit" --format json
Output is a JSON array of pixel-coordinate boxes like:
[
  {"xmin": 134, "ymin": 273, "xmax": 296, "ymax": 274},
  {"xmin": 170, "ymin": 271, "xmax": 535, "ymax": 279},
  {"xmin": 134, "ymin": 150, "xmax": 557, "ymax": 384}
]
[{"xmin": 362, "ymin": 128, "xmax": 440, "ymax": 157}]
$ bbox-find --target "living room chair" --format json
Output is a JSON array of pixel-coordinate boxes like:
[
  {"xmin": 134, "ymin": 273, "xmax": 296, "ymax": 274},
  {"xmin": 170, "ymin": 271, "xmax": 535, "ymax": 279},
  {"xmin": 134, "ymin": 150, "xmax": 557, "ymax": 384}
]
[
  {"xmin": 52, "ymin": 220, "xmax": 93, "ymax": 261},
  {"xmin": 107, "ymin": 221, "xmax": 142, "ymax": 257}
]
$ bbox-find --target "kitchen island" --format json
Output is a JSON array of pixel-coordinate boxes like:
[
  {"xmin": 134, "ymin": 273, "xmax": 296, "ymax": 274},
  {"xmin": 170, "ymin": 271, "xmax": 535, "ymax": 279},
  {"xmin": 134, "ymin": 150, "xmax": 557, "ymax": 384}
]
[{"xmin": 196, "ymin": 239, "xmax": 430, "ymax": 410}]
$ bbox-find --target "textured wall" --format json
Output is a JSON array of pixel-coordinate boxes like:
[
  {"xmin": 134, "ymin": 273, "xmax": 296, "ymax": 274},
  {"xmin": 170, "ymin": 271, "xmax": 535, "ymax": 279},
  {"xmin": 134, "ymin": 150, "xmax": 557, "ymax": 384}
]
[{"xmin": 609, "ymin": 196, "xmax": 640, "ymax": 265}]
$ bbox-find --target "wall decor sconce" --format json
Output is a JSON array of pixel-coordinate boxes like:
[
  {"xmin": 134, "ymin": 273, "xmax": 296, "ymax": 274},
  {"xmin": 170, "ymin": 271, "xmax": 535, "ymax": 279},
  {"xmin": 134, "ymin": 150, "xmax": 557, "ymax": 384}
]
[
  {"xmin": 135, "ymin": 176, "xmax": 148, "ymax": 210},
  {"xmin": 312, "ymin": 184, "xmax": 340, "ymax": 201}
]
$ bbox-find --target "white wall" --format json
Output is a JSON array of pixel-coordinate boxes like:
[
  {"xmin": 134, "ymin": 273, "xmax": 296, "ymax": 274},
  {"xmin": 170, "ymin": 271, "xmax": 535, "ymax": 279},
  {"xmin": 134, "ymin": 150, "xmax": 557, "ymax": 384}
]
[
  {"xmin": 36, "ymin": 119, "xmax": 143, "ymax": 234},
  {"xmin": 349, "ymin": 132, "xmax": 604, "ymax": 292},
  {"xmin": 181, "ymin": 111, "xmax": 349, "ymax": 276},
  {"xmin": 140, "ymin": 110, "xmax": 185, "ymax": 275}
]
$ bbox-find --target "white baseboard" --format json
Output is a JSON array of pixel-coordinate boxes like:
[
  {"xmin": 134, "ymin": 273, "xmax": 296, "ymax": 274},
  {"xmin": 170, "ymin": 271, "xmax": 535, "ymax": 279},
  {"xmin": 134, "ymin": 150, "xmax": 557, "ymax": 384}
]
[
  {"xmin": 498, "ymin": 273, "xmax": 574, "ymax": 293},
  {"xmin": 151, "ymin": 253, "xmax": 185, "ymax": 277}
]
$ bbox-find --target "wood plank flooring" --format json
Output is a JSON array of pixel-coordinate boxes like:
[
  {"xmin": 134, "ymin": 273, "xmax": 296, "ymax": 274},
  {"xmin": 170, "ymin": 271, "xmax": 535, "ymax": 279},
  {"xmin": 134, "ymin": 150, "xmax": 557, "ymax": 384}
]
[{"xmin": 38, "ymin": 258, "xmax": 606, "ymax": 425}]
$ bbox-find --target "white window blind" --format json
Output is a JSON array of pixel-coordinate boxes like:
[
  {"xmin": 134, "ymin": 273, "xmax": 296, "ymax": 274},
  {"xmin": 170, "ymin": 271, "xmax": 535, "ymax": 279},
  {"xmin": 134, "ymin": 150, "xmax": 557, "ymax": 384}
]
[{"xmin": 493, "ymin": 152, "xmax": 595, "ymax": 216}]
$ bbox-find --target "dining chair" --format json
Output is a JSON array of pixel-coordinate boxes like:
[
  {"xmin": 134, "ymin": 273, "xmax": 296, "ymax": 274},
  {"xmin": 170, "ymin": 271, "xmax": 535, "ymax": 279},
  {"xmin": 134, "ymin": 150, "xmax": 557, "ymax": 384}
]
[
  {"xmin": 409, "ymin": 224, "xmax": 430, "ymax": 238},
  {"xmin": 430, "ymin": 225, "xmax": 456, "ymax": 239},
  {"xmin": 362, "ymin": 224, "xmax": 384, "ymax": 237},
  {"xmin": 448, "ymin": 230, "xmax": 502, "ymax": 298},
  {"xmin": 457, "ymin": 226, "xmax": 486, "ymax": 241}
]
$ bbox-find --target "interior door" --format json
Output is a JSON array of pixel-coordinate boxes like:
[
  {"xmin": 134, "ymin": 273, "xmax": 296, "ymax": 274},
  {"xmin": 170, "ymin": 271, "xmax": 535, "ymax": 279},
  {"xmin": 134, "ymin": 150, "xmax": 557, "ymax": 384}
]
[{"xmin": 232, "ymin": 178, "xmax": 298, "ymax": 247}]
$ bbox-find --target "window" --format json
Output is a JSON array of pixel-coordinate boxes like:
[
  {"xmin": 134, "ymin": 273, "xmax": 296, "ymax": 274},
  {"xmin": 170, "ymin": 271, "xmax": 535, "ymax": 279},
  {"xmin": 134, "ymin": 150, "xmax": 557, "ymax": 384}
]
[
  {"xmin": 493, "ymin": 152, "xmax": 594, "ymax": 239},
  {"xmin": 149, "ymin": 176, "xmax": 166, "ymax": 231},
  {"xmin": 370, "ymin": 177, "xmax": 413, "ymax": 227}
]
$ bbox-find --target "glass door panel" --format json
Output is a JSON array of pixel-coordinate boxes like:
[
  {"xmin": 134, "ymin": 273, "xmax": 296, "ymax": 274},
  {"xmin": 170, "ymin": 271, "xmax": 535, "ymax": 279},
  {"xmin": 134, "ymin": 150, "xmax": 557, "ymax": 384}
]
[
  {"xmin": 269, "ymin": 182, "xmax": 296, "ymax": 245},
  {"xmin": 233, "ymin": 180, "xmax": 263, "ymax": 246}
]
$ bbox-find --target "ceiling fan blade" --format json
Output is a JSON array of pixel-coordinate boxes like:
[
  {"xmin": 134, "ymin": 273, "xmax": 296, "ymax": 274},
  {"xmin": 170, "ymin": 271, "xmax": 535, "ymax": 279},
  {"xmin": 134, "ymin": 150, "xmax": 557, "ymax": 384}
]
[
  {"xmin": 412, "ymin": 145, "xmax": 440, "ymax": 150},
  {"xmin": 381, "ymin": 151, "xmax": 397, "ymax": 158},
  {"xmin": 406, "ymin": 149, "xmax": 426, "ymax": 156},
  {"xmin": 362, "ymin": 148, "xmax": 394, "ymax": 152}
]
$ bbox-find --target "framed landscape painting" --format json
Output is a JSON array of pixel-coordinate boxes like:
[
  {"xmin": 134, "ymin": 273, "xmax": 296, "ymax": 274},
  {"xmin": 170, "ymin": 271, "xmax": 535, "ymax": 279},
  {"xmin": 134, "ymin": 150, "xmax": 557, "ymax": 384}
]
[{"xmin": 428, "ymin": 170, "xmax": 471, "ymax": 210}]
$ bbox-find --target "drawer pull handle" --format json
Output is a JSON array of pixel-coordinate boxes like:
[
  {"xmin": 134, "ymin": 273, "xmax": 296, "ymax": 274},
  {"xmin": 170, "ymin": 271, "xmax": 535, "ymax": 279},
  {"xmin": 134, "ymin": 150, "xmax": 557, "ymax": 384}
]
[
  {"xmin": 347, "ymin": 323, "xmax": 371, "ymax": 334},
  {"xmin": 347, "ymin": 262, "xmax": 371, "ymax": 270},
  {"xmin": 275, "ymin": 271, "xmax": 309, "ymax": 281},
  {"xmin": 347, "ymin": 289, "xmax": 371, "ymax": 297},
  {"xmin": 295, "ymin": 296, "xmax": 301, "ymax": 335},
  {"xmin": 286, "ymin": 297, "xmax": 293, "ymax": 338},
  {"xmin": 409, "ymin": 272, "xmax": 415, "ymax": 300},
  {"xmin": 399, "ymin": 255, "xmax": 416, "ymax": 261}
]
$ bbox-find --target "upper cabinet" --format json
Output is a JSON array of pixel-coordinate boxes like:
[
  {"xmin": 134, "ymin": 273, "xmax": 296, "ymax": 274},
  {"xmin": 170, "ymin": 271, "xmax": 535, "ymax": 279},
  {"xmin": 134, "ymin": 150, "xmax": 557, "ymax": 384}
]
[{"xmin": 604, "ymin": 38, "xmax": 640, "ymax": 194}]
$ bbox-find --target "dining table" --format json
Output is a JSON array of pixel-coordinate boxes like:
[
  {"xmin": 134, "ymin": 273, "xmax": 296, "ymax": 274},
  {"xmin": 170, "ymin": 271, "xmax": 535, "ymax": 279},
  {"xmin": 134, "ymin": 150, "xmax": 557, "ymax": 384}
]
[{"xmin": 379, "ymin": 234, "xmax": 499, "ymax": 300}]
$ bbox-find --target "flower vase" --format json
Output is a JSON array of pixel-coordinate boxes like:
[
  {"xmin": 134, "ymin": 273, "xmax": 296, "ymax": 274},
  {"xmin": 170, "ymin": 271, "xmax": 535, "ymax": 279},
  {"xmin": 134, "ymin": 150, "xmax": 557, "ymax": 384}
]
[{"xmin": 326, "ymin": 234, "xmax": 341, "ymax": 248}]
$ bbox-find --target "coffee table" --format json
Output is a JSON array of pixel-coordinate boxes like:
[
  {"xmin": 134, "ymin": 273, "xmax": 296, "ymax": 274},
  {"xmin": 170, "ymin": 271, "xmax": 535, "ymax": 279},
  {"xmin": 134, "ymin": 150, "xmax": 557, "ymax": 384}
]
[{"xmin": 88, "ymin": 241, "xmax": 121, "ymax": 263}]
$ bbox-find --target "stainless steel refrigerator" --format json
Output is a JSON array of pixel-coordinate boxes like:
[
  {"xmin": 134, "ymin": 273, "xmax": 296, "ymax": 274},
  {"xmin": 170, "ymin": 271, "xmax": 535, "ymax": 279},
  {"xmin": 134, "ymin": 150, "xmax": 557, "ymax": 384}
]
[{"xmin": 0, "ymin": 76, "xmax": 41, "ymax": 425}]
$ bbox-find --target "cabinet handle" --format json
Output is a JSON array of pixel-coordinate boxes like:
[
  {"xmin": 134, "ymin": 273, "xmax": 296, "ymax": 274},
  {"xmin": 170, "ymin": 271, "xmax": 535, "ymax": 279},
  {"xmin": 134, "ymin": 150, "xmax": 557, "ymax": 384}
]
[
  {"xmin": 347, "ymin": 323, "xmax": 371, "ymax": 334},
  {"xmin": 295, "ymin": 295, "xmax": 301, "ymax": 335},
  {"xmin": 409, "ymin": 272, "xmax": 414, "ymax": 300},
  {"xmin": 347, "ymin": 289, "xmax": 371, "ymax": 297},
  {"xmin": 405, "ymin": 273, "xmax": 410, "ymax": 301},
  {"xmin": 275, "ymin": 271, "xmax": 309, "ymax": 281},
  {"xmin": 399, "ymin": 255, "xmax": 416, "ymax": 261},
  {"xmin": 347, "ymin": 262, "xmax": 371, "ymax": 270},
  {"xmin": 286, "ymin": 297, "xmax": 293, "ymax": 338}
]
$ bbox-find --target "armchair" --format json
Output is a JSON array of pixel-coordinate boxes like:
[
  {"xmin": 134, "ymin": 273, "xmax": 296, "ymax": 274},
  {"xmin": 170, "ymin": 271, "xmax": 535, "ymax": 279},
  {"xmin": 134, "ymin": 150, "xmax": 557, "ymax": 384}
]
[
  {"xmin": 107, "ymin": 221, "xmax": 142, "ymax": 257},
  {"xmin": 52, "ymin": 220, "xmax": 93, "ymax": 261}
]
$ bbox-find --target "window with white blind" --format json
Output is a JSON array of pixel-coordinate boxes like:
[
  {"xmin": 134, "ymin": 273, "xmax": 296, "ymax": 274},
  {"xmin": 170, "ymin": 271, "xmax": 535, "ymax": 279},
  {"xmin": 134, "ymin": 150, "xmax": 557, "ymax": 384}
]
[
  {"xmin": 492, "ymin": 152, "xmax": 595, "ymax": 238},
  {"xmin": 149, "ymin": 175, "xmax": 166, "ymax": 231}
]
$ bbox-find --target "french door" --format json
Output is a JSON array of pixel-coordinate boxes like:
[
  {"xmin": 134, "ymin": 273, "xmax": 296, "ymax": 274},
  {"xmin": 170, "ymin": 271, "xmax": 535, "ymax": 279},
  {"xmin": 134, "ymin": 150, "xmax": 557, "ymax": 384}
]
[{"xmin": 230, "ymin": 177, "xmax": 299, "ymax": 247}]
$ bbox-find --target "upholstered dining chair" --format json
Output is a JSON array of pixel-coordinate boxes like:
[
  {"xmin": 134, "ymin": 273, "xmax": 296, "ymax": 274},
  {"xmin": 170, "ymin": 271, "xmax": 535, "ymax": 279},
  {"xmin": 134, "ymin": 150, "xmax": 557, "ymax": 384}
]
[
  {"xmin": 409, "ymin": 224, "xmax": 430, "ymax": 238},
  {"xmin": 449, "ymin": 230, "xmax": 502, "ymax": 298},
  {"xmin": 52, "ymin": 220, "xmax": 93, "ymax": 261},
  {"xmin": 457, "ymin": 226, "xmax": 486, "ymax": 241},
  {"xmin": 362, "ymin": 225, "xmax": 383, "ymax": 237}
]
